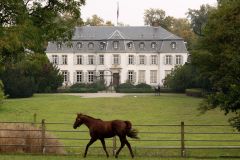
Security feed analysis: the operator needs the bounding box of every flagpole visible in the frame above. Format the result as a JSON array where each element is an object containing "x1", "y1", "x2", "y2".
[{"x1": 117, "y1": 1, "x2": 119, "y2": 26}]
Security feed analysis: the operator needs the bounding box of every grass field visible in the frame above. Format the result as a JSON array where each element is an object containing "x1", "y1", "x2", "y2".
[{"x1": 0, "y1": 93, "x2": 240, "y2": 159}]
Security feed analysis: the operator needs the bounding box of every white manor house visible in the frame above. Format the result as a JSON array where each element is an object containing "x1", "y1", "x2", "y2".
[{"x1": 46, "y1": 26, "x2": 188, "y2": 87}]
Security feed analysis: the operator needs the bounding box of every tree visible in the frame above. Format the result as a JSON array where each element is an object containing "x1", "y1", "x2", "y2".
[
  {"x1": 0, "y1": 0, "x2": 86, "y2": 62},
  {"x1": 191, "y1": 0, "x2": 240, "y2": 130},
  {"x1": 144, "y1": 8, "x2": 174, "y2": 30},
  {"x1": 171, "y1": 18, "x2": 196, "y2": 48},
  {"x1": 0, "y1": 80, "x2": 4, "y2": 106},
  {"x1": 187, "y1": 4, "x2": 214, "y2": 36},
  {"x1": 164, "y1": 64, "x2": 205, "y2": 92},
  {"x1": 85, "y1": 14, "x2": 115, "y2": 26}
]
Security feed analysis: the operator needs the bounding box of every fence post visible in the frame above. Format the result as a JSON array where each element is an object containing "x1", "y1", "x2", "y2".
[
  {"x1": 181, "y1": 121, "x2": 185, "y2": 157},
  {"x1": 33, "y1": 113, "x2": 37, "y2": 126},
  {"x1": 41, "y1": 119, "x2": 46, "y2": 154},
  {"x1": 112, "y1": 136, "x2": 117, "y2": 156}
]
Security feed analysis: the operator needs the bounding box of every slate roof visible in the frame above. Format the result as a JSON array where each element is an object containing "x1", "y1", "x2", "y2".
[{"x1": 46, "y1": 26, "x2": 188, "y2": 53}]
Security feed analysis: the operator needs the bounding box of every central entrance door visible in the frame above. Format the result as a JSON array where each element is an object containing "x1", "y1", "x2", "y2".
[{"x1": 112, "y1": 73, "x2": 120, "y2": 86}]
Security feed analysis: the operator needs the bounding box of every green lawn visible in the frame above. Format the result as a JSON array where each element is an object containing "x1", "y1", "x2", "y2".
[{"x1": 0, "y1": 93, "x2": 239, "y2": 159}]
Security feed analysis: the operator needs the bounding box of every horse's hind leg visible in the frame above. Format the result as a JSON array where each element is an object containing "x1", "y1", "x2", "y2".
[
  {"x1": 84, "y1": 138, "x2": 96, "y2": 158},
  {"x1": 115, "y1": 137, "x2": 125, "y2": 158},
  {"x1": 125, "y1": 139, "x2": 134, "y2": 158},
  {"x1": 100, "y1": 138, "x2": 109, "y2": 157}
]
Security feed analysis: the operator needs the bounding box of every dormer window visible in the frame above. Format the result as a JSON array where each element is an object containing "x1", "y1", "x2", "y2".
[
  {"x1": 57, "y1": 43, "x2": 62, "y2": 50},
  {"x1": 127, "y1": 42, "x2": 133, "y2": 49},
  {"x1": 171, "y1": 42, "x2": 176, "y2": 49},
  {"x1": 113, "y1": 41, "x2": 119, "y2": 49},
  {"x1": 151, "y1": 42, "x2": 156, "y2": 49},
  {"x1": 139, "y1": 42, "x2": 145, "y2": 50},
  {"x1": 88, "y1": 42, "x2": 94, "y2": 49},
  {"x1": 100, "y1": 42, "x2": 106, "y2": 50},
  {"x1": 77, "y1": 42, "x2": 82, "y2": 49}
]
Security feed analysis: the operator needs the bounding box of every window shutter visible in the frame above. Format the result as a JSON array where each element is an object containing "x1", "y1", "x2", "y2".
[
  {"x1": 118, "y1": 55, "x2": 121, "y2": 65},
  {"x1": 57, "y1": 56, "x2": 60, "y2": 65},
  {"x1": 93, "y1": 55, "x2": 96, "y2": 65},
  {"x1": 163, "y1": 56, "x2": 166, "y2": 65},
  {"x1": 81, "y1": 72, "x2": 84, "y2": 83},
  {"x1": 133, "y1": 55, "x2": 135, "y2": 65},
  {"x1": 112, "y1": 55, "x2": 114, "y2": 65},
  {"x1": 73, "y1": 55, "x2": 76, "y2": 65},
  {"x1": 67, "y1": 71, "x2": 70, "y2": 83},
  {"x1": 85, "y1": 72, "x2": 88, "y2": 83},
  {"x1": 82, "y1": 56, "x2": 84, "y2": 65},
  {"x1": 73, "y1": 71, "x2": 76, "y2": 84},
  {"x1": 144, "y1": 56, "x2": 147, "y2": 65},
  {"x1": 50, "y1": 55, "x2": 53, "y2": 63},
  {"x1": 181, "y1": 55, "x2": 183, "y2": 65},
  {"x1": 170, "y1": 55, "x2": 173, "y2": 65},
  {"x1": 156, "y1": 55, "x2": 158, "y2": 65},
  {"x1": 126, "y1": 71, "x2": 129, "y2": 82},
  {"x1": 133, "y1": 71, "x2": 137, "y2": 84}
]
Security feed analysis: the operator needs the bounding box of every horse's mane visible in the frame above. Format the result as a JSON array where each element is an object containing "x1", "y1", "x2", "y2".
[{"x1": 83, "y1": 114, "x2": 102, "y2": 121}]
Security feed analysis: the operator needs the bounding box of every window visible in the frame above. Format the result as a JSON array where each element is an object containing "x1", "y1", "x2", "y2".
[
  {"x1": 128, "y1": 71, "x2": 133, "y2": 83},
  {"x1": 99, "y1": 71, "x2": 104, "y2": 81},
  {"x1": 171, "y1": 42, "x2": 176, "y2": 49},
  {"x1": 52, "y1": 55, "x2": 58, "y2": 65},
  {"x1": 62, "y1": 71, "x2": 68, "y2": 83},
  {"x1": 151, "y1": 55, "x2": 157, "y2": 65},
  {"x1": 88, "y1": 55, "x2": 94, "y2": 65},
  {"x1": 151, "y1": 42, "x2": 156, "y2": 49},
  {"x1": 76, "y1": 71, "x2": 82, "y2": 83},
  {"x1": 62, "y1": 55, "x2": 67, "y2": 65},
  {"x1": 139, "y1": 55, "x2": 145, "y2": 65},
  {"x1": 165, "y1": 55, "x2": 172, "y2": 65},
  {"x1": 113, "y1": 41, "x2": 119, "y2": 49},
  {"x1": 127, "y1": 42, "x2": 133, "y2": 49},
  {"x1": 88, "y1": 71, "x2": 94, "y2": 83},
  {"x1": 138, "y1": 70, "x2": 145, "y2": 83},
  {"x1": 128, "y1": 55, "x2": 134, "y2": 65},
  {"x1": 165, "y1": 70, "x2": 171, "y2": 77},
  {"x1": 57, "y1": 43, "x2": 62, "y2": 50},
  {"x1": 139, "y1": 42, "x2": 145, "y2": 50},
  {"x1": 99, "y1": 55, "x2": 104, "y2": 65},
  {"x1": 77, "y1": 55, "x2": 83, "y2": 65},
  {"x1": 150, "y1": 70, "x2": 157, "y2": 83},
  {"x1": 88, "y1": 42, "x2": 94, "y2": 49},
  {"x1": 176, "y1": 55, "x2": 183, "y2": 65},
  {"x1": 113, "y1": 55, "x2": 120, "y2": 65},
  {"x1": 100, "y1": 42, "x2": 106, "y2": 50},
  {"x1": 77, "y1": 42, "x2": 82, "y2": 49}
]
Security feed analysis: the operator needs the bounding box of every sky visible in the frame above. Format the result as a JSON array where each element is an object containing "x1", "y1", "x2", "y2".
[{"x1": 81, "y1": 0, "x2": 217, "y2": 26}]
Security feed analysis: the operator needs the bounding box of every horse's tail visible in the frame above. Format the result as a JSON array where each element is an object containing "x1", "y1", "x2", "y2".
[{"x1": 125, "y1": 121, "x2": 139, "y2": 139}]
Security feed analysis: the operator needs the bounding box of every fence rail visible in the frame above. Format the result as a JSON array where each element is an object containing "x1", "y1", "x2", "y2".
[{"x1": 0, "y1": 118, "x2": 240, "y2": 158}]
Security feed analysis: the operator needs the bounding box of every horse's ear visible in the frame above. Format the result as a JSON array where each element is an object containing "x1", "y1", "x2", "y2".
[{"x1": 77, "y1": 113, "x2": 82, "y2": 116}]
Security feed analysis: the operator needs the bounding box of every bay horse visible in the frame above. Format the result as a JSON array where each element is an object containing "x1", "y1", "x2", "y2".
[{"x1": 73, "y1": 113, "x2": 139, "y2": 158}]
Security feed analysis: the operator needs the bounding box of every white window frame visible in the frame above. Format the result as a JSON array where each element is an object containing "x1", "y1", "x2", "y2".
[
  {"x1": 77, "y1": 55, "x2": 83, "y2": 65},
  {"x1": 62, "y1": 70, "x2": 69, "y2": 83},
  {"x1": 99, "y1": 71, "x2": 104, "y2": 81},
  {"x1": 76, "y1": 71, "x2": 83, "y2": 83},
  {"x1": 165, "y1": 55, "x2": 172, "y2": 65},
  {"x1": 128, "y1": 71, "x2": 133, "y2": 83},
  {"x1": 88, "y1": 71, "x2": 94, "y2": 83},
  {"x1": 151, "y1": 42, "x2": 156, "y2": 49},
  {"x1": 62, "y1": 55, "x2": 68, "y2": 65},
  {"x1": 88, "y1": 55, "x2": 94, "y2": 65},
  {"x1": 139, "y1": 55, "x2": 145, "y2": 65},
  {"x1": 151, "y1": 55, "x2": 157, "y2": 65},
  {"x1": 113, "y1": 41, "x2": 119, "y2": 49},
  {"x1": 176, "y1": 55, "x2": 183, "y2": 65},
  {"x1": 52, "y1": 55, "x2": 58, "y2": 65},
  {"x1": 128, "y1": 55, "x2": 134, "y2": 65},
  {"x1": 77, "y1": 42, "x2": 82, "y2": 49},
  {"x1": 150, "y1": 70, "x2": 157, "y2": 83},
  {"x1": 99, "y1": 55, "x2": 104, "y2": 65},
  {"x1": 113, "y1": 55, "x2": 120, "y2": 65}
]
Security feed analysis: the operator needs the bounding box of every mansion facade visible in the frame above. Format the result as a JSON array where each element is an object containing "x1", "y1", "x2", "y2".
[{"x1": 46, "y1": 26, "x2": 188, "y2": 86}]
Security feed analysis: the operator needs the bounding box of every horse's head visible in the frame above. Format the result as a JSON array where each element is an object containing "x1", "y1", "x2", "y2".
[{"x1": 73, "y1": 113, "x2": 84, "y2": 129}]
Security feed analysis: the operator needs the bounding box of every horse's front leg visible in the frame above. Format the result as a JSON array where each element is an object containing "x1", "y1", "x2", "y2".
[
  {"x1": 100, "y1": 138, "x2": 109, "y2": 157},
  {"x1": 84, "y1": 138, "x2": 97, "y2": 158}
]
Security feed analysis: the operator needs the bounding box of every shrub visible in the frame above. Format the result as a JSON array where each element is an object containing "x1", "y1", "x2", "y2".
[
  {"x1": 0, "y1": 80, "x2": 4, "y2": 106},
  {"x1": 185, "y1": 88, "x2": 203, "y2": 97},
  {"x1": 67, "y1": 81, "x2": 106, "y2": 93},
  {"x1": 1, "y1": 66, "x2": 35, "y2": 98},
  {"x1": 116, "y1": 83, "x2": 153, "y2": 93},
  {"x1": 0, "y1": 123, "x2": 66, "y2": 154}
]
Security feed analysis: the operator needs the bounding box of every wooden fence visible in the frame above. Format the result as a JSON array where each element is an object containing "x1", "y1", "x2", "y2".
[{"x1": 0, "y1": 117, "x2": 240, "y2": 158}]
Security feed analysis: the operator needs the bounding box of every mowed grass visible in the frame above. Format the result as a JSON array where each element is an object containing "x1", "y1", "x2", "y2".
[{"x1": 0, "y1": 93, "x2": 240, "y2": 158}]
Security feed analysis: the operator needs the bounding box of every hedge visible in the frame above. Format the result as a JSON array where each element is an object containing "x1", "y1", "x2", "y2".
[{"x1": 185, "y1": 88, "x2": 203, "y2": 97}]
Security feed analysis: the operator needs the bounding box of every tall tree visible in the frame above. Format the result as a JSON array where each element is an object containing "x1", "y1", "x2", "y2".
[
  {"x1": 187, "y1": 4, "x2": 214, "y2": 36},
  {"x1": 192, "y1": 0, "x2": 240, "y2": 130},
  {"x1": 0, "y1": 0, "x2": 86, "y2": 63},
  {"x1": 144, "y1": 8, "x2": 174, "y2": 30},
  {"x1": 85, "y1": 14, "x2": 114, "y2": 26}
]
